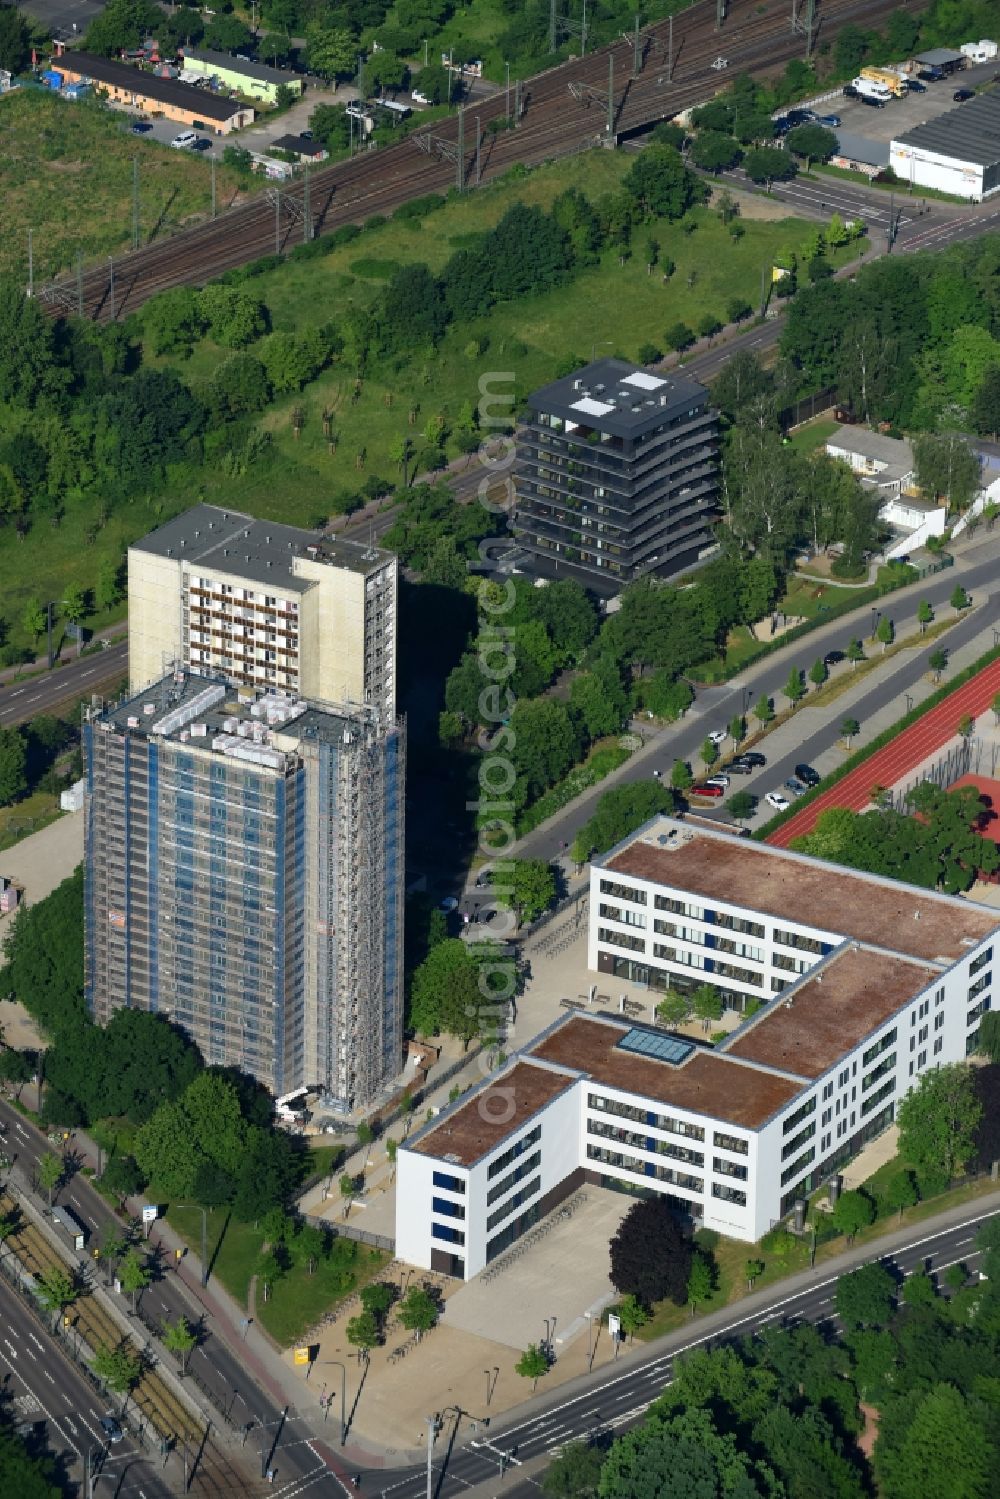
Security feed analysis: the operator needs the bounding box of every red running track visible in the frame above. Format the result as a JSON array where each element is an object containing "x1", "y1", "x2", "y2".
[{"x1": 766, "y1": 657, "x2": 1000, "y2": 848}]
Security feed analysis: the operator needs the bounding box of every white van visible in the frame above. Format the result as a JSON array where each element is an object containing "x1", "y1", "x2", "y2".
[{"x1": 170, "y1": 130, "x2": 198, "y2": 149}]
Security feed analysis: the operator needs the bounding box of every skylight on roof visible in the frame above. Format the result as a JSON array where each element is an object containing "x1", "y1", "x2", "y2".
[
  {"x1": 571, "y1": 397, "x2": 615, "y2": 417},
  {"x1": 617, "y1": 1029, "x2": 693, "y2": 1064},
  {"x1": 621, "y1": 372, "x2": 666, "y2": 391}
]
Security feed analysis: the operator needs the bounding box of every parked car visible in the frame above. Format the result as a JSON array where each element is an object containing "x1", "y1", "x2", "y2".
[
  {"x1": 842, "y1": 84, "x2": 860, "y2": 98},
  {"x1": 100, "y1": 1416, "x2": 124, "y2": 1445},
  {"x1": 130, "y1": 119, "x2": 152, "y2": 133},
  {"x1": 192, "y1": 138, "x2": 212, "y2": 151},
  {"x1": 794, "y1": 763, "x2": 821, "y2": 787},
  {"x1": 765, "y1": 790, "x2": 790, "y2": 811},
  {"x1": 726, "y1": 761, "x2": 753, "y2": 776},
  {"x1": 704, "y1": 774, "x2": 730, "y2": 788},
  {"x1": 411, "y1": 88, "x2": 430, "y2": 104},
  {"x1": 918, "y1": 66, "x2": 944, "y2": 81},
  {"x1": 691, "y1": 782, "x2": 725, "y2": 798},
  {"x1": 707, "y1": 728, "x2": 728, "y2": 746},
  {"x1": 739, "y1": 751, "x2": 767, "y2": 768},
  {"x1": 905, "y1": 79, "x2": 926, "y2": 92},
  {"x1": 954, "y1": 87, "x2": 976, "y2": 101},
  {"x1": 170, "y1": 130, "x2": 198, "y2": 149},
  {"x1": 824, "y1": 649, "x2": 845, "y2": 666},
  {"x1": 784, "y1": 777, "x2": 808, "y2": 797},
  {"x1": 858, "y1": 94, "x2": 885, "y2": 108},
  {"x1": 814, "y1": 113, "x2": 842, "y2": 126}
]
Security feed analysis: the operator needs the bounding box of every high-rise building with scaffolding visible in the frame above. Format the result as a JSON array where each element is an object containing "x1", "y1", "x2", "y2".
[
  {"x1": 84, "y1": 505, "x2": 404, "y2": 1110},
  {"x1": 84, "y1": 672, "x2": 404, "y2": 1108}
]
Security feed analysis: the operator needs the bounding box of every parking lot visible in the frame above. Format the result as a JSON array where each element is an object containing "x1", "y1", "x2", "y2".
[{"x1": 829, "y1": 57, "x2": 999, "y2": 145}]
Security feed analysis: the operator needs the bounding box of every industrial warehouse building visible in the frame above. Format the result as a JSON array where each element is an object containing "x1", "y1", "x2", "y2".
[
  {"x1": 891, "y1": 87, "x2": 1000, "y2": 200},
  {"x1": 396, "y1": 817, "x2": 997, "y2": 1276},
  {"x1": 50, "y1": 49, "x2": 253, "y2": 132},
  {"x1": 180, "y1": 46, "x2": 303, "y2": 105}
]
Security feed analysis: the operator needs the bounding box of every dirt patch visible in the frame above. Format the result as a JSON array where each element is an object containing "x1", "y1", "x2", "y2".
[
  {"x1": 708, "y1": 185, "x2": 795, "y2": 222},
  {"x1": 857, "y1": 1401, "x2": 881, "y2": 1459}
]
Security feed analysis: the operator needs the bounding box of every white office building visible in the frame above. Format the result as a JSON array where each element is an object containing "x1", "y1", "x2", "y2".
[{"x1": 395, "y1": 817, "x2": 997, "y2": 1279}]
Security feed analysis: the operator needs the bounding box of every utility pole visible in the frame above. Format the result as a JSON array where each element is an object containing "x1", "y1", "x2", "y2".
[
  {"x1": 633, "y1": 14, "x2": 640, "y2": 77},
  {"x1": 581, "y1": 0, "x2": 587, "y2": 53},
  {"x1": 108, "y1": 256, "x2": 115, "y2": 321},
  {"x1": 76, "y1": 253, "x2": 83, "y2": 317},
  {"x1": 514, "y1": 77, "x2": 522, "y2": 123},
  {"x1": 274, "y1": 190, "x2": 281, "y2": 255},
  {"x1": 27, "y1": 229, "x2": 33, "y2": 298},
  {"x1": 505, "y1": 59, "x2": 511, "y2": 119},
  {"x1": 717, "y1": 0, "x2": 725, "y2": 26},
  {"x1": 131, "y1": 155, "x2": 140, "y2": 251},
  {"x1": 548, "y1": 0, "x2": 556, "y2": 52},
  {"x1": 475, "y1": 114, "x2": 481, "y2": 185},
  {"x1": 211, "y1": 153, "x2": 217, "y2": 218},
  {"x1": 303, "y1": 163, "x2": 312, "y2": 242},
  {"x1": 607, "y1": 53, "x2": 614, "y2": 136},
  {"x1": 456, "y1": 106, "x2": 464, "y2": 191},
  {"x1": 425, "y1": 1415, "x2": 441, "y2": 1499}
]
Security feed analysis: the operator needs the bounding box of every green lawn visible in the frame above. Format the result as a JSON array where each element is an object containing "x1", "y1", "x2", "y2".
[
  {"x1": 785, "y1": 416, "x2": 839, "y2": 454},
  {"x1": 164, "y1": 1201, "x2": 387, "y2": 1345},
  {"x1": 0, "y1": 791, "x2": 63, "y2": 854},
  {"x1": 782, "y1": 576, "x2": 863, "y2": 619},
  {"x1": 0, "y1": 89, "x2": 250, "y2": 282}
]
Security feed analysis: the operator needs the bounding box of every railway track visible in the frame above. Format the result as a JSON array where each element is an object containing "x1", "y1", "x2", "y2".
[
  {"x1": 39, "y1": 0, "x2": 915, "y2": 320},
  {"x1": 2, "y1": 1193, "x2": 267, "y2": 1496}
]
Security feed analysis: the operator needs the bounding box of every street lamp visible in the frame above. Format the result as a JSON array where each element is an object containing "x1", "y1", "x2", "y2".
[
  {"x1": 505, "y1": 60, "x2": 510, "y2": 119},
  {"x1": 870, "y1": 606, "x2": 880, "y2": 640},
  {"x1": 321, "y1": 1360, "x2": 347, "y2": 1445}
]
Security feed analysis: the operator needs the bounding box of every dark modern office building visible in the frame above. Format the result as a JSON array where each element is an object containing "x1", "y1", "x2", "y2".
[{"x1": 513, "y1": 359, "x2": 719, "y2": 586}]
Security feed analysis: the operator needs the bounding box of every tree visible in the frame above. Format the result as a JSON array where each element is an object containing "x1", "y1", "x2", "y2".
[
  {"x1": 398, "y1": 1285, "x2": 438, "y2": 1338},
  {"x1": 978, "y1": 1012, "x2": 1000, "y2": 1065},
  {"x1": 91, "y1": 1341, "x2": 141, "y2": 1399},
  {"x1": 689, "y1": 131, "x2": 742, "y2": 173},
  {"x1": 409, "y1": 938, "x2": 481, "y2": 1045},
  {"x1": 885, "y1": 1169, "x2": 918, "y2": 1222},
  {"x1": 914, "y1": 432, "x2": 981, "y2": 511},
  {"x1": 0, "y1": 5, "x2": 30, "y2": 71},
  {"x1": 958, "y1": 713, "x2": 975, "y2": 741},
  {"x1": 670, "y1": 759, "x2": 694, "y2": 794},
  {"x1": 570, "y1": 666, "x2": 628, "y2": 739},
  {"x1": 0, "y1": 727, "x2": 27, "y2": 808},
  {"x1": 743, "y1": 146, "x2": 798, "y2": 187},
  {"x1": 35, "y1": 1266, "x2": 78, "y2": 1330},
  {"x1": 600, "y1": 1407, "x2": 782, "y2": 1499},
  {"x1": 344, "y1": 1308, "x2": 378, "y2": 1356},
  {"x1": 754, "y1": 694, "x2": 774, "y2": 726},
  {"x1": 830, "y1": 1188, "x2": 875, "y2": 1243},
  {"x1": 686, "y1": 1252, "x2": 714, "y2": 1314},
  {"x1": 876, "y1": 615, "x2": 894, "y2": 653},
  {"x1": 727, "y1": 790, "x2": 755, "y2": 825},
  {"x1": 542, "y1": 1440, "x2": 604, "y2": 1498},
  {"x1": 497, "y1": 860, "x2": 556, "y2": 924},
  {"x1": 971, "y1": 364, "x2": 1000, "y2": 439},
  {"x1": 84, "y1": 0, "x2": 161, "y2": 55},
  {"x1": 95, "y1": 558, "x2": 124, "y2": 614},
  {"x1": 102, "y1": 1153, "x2": 145, "y2": 1203},
  {"x1": 951, "y1": 585, "x2": 971, "y2": 614},
  {"x1": 515, "y1": 1343, "x2": 550, "y2": 1391},
  {"x1": 37, "y1": 1152, "x2": 62, "y2": 1209},
  {"x1": 339, "y1": 1172, "x2": 356, "y2": 1219},
  {"x1": 304, "y1": 24, "x2": 358, "y2": 80},
  {"x1": 809, "y1": 657, "x2": 827, "y2": 690},
  {"x1": 784, "y1": 666, "x2": 805, "y2": 704},
  {"x1": 897, "y1": 1063, "x2": 982, "y2": 1181},
  {"x1": 744, "y1": 1257, "x2": 765, "y2": 1289},
  {"x1": 360, "y1": 1281, "x2": 394, "y2": 1320},
  {"x1": 913, "y1": 600, "x2": 933, "y2": 637},
  {"x1": 623, "y1": 145, "x2": 701, "y2": 221},
  {"x1": 728, "y1": 713, "x2": 746, "y2": 745},
  {"x1": 875, "y1": 1383, "x2": 993, "y2": 1499},
  {"x1": 162, "y1": 1316, "x2": 197, "y2": 1375},
  {"x1": 616, "y1": 1293, "x2": 648, "y2": 1341},
  {"x1": 929, "y1": 648, "x2": 948, "y2": 683},
  {"x1": 692, "y1": 984, "x2": 723, "y2": 1033},
  {"x1": 411, "y1": 62, "x2": 451, "y2": 105},
  {"x1": 665, "y1": 321, "x2": 694, "y2": 353},
  {"x1": 198, "y1": 287, "x2": 267, "y2": 350},
  {"x1": 700, "y1": 736, "x2": 719, "y2": 769},
  {"x1": 845, "y1": 638, "x2": 864, "y2": 672},
  {"x1": 785, "y1": 123, "x2": 837, "y2": 170},
  {"x1": 60, "y1": 585, "x2": 88, "y2": 657},
  {"x1": 118, "y1": 1246, "x2": 151, "y2": 1315},
  {"x1": 610, "y1": 1197, "x2": 692, "y2": 1307},
  {"x1": 841, "y1": 716, "x2": 860, "y2": 748},
  {"x1": 835, "y1": 1261, "x2": 895, "y2": 1329}
]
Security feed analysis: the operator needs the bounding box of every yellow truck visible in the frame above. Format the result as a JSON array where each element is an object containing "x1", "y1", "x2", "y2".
[{"x1": 860, "y1": 66, "x2": 908, "y2": 96}]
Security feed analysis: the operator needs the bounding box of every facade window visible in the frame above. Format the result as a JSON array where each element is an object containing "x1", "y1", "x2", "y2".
[
  {"x1": 586, "y1": 1143, "x2": 703, "y2": 1195},
  {"x1": 599, "y1": 903, "x2": 647, "y2": 929},
  {"x1": 432, "y1": 1196, "x2": 465, "y2": 1220},
  {"x1": 599, "y1": 926, "x2": 645, "y2": 953},
  {"x1": 862, "y1": 1028, "x2": 897, "y2": 1067},
  {"x1": 969, "y1": 972, "x2": 991, "y2": 1001},
  {"x1": 486, "y1": 1177, "x2": 540, "y2": 1233},
  {"x1": 714, "y1": 912, "x2": 765, "y2": 938},
  {"x1": 862, "y1": 1053, "x2": 896, "y2": 1092},
  {"x1": 588, "y1": 1117, "x2": 704, "y2": 1166},
  {"x1": 933, "y1": 1037, "x2": 943, "y2": 1055},
  {"x1": 654, "y1": 894, "x2": 704, "y2": 921},
  {"x1": 781, "y1": 1122, "x2": 816, "y2": 1160},
  {"x1": 486, "y1": 1151, "x2": 541, "y2": 1206},
  {"x1": 431, "y1": 1222, "x2": 465, "y2": 1246},
  {"x1": 712, "y1": 1131, "x2": 749, "y2": 1157},
  {"x1": 781, "y1": 1147, "x2": 816, "y2": 1187},
  {"x1": 861, "y1": 1078, "x2": 895, "y2": 1116},
  {"x1": 713, "y1": 1156, "x2": 748, "y2": 1181},
  {"x1": 588, "y1": 1092, "x2": 705, "y2": 1140},
  {"x1": 711, "y1": 1182, "x2": 747, "y2": 1207},
  {"x1": 599, "y1": 879, "x2": 647, "y2": 905},
  {"x1": 773, "y1": 928, "x2": 827, "y2": 956},
  {"x1": 971, "y1": 947, "x2": 993, "y2": 977},
  {"x1": 782, "y1": 1096, "x2": 816, "y2": 1134},
  {"x1": 822, "y1": 1081, "x2": 834, "y2": 1100},
  {"x1": 487, "y1": 1126, "x2": 542, "y2": 1181}
]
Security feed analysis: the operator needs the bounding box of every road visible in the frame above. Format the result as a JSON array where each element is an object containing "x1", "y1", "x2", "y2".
[
  {"x1": 507, "y1": 536, "x2": 1000, "y2": 863},
  {"x1": 0, "y1": 1100, "x2": 345, "y2": 1496},
  {"x1": 0, "y1": 642, "x2": 128, "y2": 727},
  {"x1": 369, "y1": 1200, "x2": 998, "y2": 1498},
  {"x1": 0, "y1": 1270, "x2": 171, "y2": 1499}
]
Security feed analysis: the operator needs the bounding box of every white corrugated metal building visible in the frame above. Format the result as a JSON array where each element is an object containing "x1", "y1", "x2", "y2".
[{"x1": 890, "y1": 87, "x2": 1000, "y2": 200}]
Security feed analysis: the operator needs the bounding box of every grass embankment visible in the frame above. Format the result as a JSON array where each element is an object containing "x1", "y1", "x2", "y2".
[
  {"x1": 0, "y1": 89, "x2": 249, "y2": 281},
  {"x1": 0, "y1": 791, "x2": 63, "y2": 853}
]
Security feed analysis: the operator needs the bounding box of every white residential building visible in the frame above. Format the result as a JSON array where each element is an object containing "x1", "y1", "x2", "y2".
[{"x1": 395, "y1": 817, "x2": 997, "y2": 1278}]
